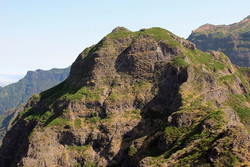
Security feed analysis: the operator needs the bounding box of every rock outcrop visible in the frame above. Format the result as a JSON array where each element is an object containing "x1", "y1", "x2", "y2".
[
  {"x1": 0, "y1": 27, "x2": 249, "y2": 167},
  {"x1": 187, "y1": 15, "x2": 250, "y2": 67}
]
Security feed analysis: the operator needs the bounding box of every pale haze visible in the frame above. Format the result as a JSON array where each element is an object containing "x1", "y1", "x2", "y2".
[{"x1": 0, "y1": 0, "x2": 250, "y2": 86}]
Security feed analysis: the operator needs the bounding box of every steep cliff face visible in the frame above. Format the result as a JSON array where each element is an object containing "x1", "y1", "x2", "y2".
[
  {"x1": 187, "y1": 15, "x2": 250, "y2": 67},
  {"x1": 0, "y1": 27, "x2": 249, "y2": 167}
]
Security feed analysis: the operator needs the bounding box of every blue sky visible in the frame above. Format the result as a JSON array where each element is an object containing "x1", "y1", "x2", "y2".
[{"x1": 0, "y1": 0, "x2": 250, "y2": 86}]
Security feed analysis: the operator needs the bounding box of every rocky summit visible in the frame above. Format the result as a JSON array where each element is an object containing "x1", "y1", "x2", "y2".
[
  {"x1": 0, "y1": 27, "x2": 249, "y2": 167},
  {"x1": 188, "y1": 15, "x2": 250, "y2": 67}
]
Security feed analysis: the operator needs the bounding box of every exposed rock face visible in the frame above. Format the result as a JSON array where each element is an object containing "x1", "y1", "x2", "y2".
[
  {"x1": 187, "y1": 15, "x2": 250, "y2": 67},
  {"x1": 0, "y1": 27, "x2": 249, "y2": 167}
]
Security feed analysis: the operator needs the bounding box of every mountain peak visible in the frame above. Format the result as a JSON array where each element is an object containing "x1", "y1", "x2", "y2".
[
  {"x1": 111, "y1": 26, "x2": 130, "y2": 33},
  {"x1": 240, "y1": 15, "x2": 250, "y2": 23},
  {"x1": 0, "y1": 27, "x2": 249, "y2": 167},
  {"x1": 192, "y1": 23, "x2": 222, "y2": 33},
  {"x1": 188, "y1": 15, "x2": 250, "y2": 67},
  {"x1": 245, "y1": 15, "x2": 250, "y2": 19}
]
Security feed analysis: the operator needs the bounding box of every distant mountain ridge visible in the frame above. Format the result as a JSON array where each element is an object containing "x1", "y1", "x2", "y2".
[
  {"x1": 187, "y1": 15, "x2": 250, "y2": 67},
  {"x1": 0, "y1": 67, "x2": 70, "y2": 114}
]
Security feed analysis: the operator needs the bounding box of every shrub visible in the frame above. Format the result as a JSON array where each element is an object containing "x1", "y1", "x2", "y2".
[
  {"x1": 171, "y1": 56, "x2": 189, "y2": 68},
  {"x1": 47, "y1": 118, "x2": 69, "y2": 127},
  {"x1": 128, "y1": 145, "x2": 137, "y2": 156},
  {"x1": 85, "y1": 116, "x2": 101, "y2": 124},
  {"x1": 74, "y1": 118, "x2": 82, "y2": 128}
]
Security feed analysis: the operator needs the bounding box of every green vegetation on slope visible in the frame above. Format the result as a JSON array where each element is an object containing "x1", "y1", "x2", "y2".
[{"x1": 3, "y1": 27, "x2": 250, "y2": 166}]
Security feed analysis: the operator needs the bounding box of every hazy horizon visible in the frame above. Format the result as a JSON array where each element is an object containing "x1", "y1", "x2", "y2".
[{"x1": 0, "y1": 74, "x2": 24, "y2": 87}]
